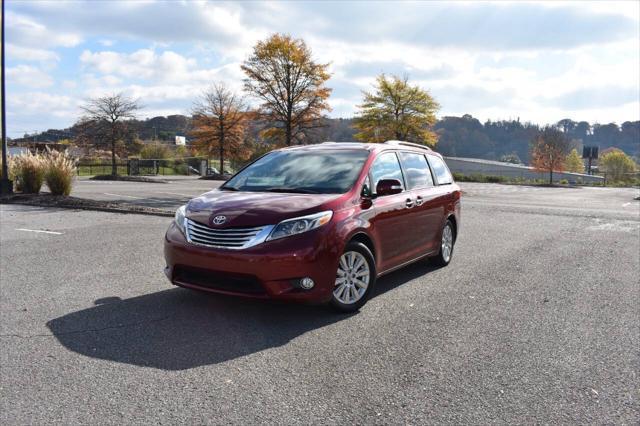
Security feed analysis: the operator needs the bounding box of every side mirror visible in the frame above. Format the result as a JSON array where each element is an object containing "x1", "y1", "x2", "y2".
[{"x1": 376, "y1": 179, "x2": 403, "y2": 196}]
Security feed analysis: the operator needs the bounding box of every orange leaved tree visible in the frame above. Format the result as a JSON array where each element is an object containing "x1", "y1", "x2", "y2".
[
  {"x1": 241, "y1": 33, "x2": 332, "y2": 146},
  {"x1": 530, "y1": 126, "x2": 571, "y2": 185},
  {"x1": 191, "y1": 83, "x2": 252, "y2": 175}
]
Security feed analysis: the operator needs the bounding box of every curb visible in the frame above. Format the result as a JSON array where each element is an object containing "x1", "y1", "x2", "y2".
[{"x1": 0, "y1": 195, "x2": 174, "y2": 217}]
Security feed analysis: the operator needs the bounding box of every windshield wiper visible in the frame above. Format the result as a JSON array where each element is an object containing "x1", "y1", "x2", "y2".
[
  {"x1": 264, "y1": 187, "x2": 320, "y2": 194},
  {"x1": 219, "y1": 185, "x2": 239, "y2": 191}
]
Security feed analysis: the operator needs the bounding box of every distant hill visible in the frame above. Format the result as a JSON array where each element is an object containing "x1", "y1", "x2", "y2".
[{"x1": 11, "y1": 115, "x2": 639, "y2": 162}]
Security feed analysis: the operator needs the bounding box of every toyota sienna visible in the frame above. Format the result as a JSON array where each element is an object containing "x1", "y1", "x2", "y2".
[{"x1": 164, "y1": 141, "x2": 461, "y2": 311}]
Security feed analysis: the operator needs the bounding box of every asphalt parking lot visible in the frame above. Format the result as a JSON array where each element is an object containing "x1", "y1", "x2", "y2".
[
  {"x1": 71, "y1": 176, "x2": 218, "y2": 210},
  {"x1": 1, "y1": 183, "x2": 639, "y2": 424},
  {"x1": 71, "y1": 176, "x2": 640, "y2": 219}
]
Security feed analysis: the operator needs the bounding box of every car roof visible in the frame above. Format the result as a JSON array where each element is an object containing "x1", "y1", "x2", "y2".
[{"x1": 278, "y1": 141, "x2": 441, "y2": 157}]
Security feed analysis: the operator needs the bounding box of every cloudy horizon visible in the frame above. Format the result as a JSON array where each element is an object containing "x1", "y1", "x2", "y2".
[{"x1": 5, "y1": 0, "x2": 640, "y2": 138}]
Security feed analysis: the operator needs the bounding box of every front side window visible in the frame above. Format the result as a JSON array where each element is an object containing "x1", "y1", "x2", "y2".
[
  {"x1": 223, "y1": 149, "x2": 370, "y2": 194},
  {"x1": 427, "y1": 155, "x2": 453, "y2": 185},
  {"x1": 398, "y1": 152, "x2": 434, "y2": 189},
  {"x1": 370, "y1": 152, "x2": 405, "y2": 193}
]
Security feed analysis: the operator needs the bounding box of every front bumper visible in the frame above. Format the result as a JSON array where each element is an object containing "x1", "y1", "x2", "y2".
[{"x1": 163, "y1": 222, "x2": 340, "y2": 302}]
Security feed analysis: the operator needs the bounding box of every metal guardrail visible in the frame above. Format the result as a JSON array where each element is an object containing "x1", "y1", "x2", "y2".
[{"x1": 449, "y1": 169, "x2": 605, "y2": 184}]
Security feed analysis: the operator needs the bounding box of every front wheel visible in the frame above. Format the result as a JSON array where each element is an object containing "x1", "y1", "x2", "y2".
[
  {"x1": 330, "y1": 242, "x2": 376, "y2": 313},
  {"x1": 431, "y1": 219, "x2": 455, "y2": 267}
]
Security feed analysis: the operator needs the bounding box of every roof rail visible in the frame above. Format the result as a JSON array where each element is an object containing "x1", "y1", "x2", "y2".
[{"x1": 384, "y1": 140, "x2": 433, "y2": 151}]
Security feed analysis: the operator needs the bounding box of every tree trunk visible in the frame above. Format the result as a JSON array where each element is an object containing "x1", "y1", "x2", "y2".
[
  {"x1": 111, "y1": 127, "x2": 117, "y2": 176},
  {"x1": 549, "y1": 169, "x2": 553, "y2": 185},
  {"x1": 285, "y1": 121, "x2": 292, "y2": 146},
  {"x1": 111, "y1": 137, "x2": 118, "y2": 176},
  {"x1": 219, "y1": 132, "x2": 225, "y2": 175}
]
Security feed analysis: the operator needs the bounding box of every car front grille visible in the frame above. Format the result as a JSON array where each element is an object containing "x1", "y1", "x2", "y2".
[{"x1": 185, "y1": 219, "x2": 272, "y2": 249}]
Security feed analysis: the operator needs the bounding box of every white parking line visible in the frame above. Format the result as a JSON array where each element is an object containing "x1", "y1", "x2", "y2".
[
  {"x1": 16, "y1": 228, "x2": 63, "y2": 235},
  {"x1": 158, "y1": 191, "x2": 195, "y2": 198},
  {"x1": 103, "y1": 192, "x2": 144, "y2": 199}
]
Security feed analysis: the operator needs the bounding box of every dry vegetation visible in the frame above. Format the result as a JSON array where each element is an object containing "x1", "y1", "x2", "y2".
[{"x1": 3, "y1": 150, "x2": 76, "y2": 195}]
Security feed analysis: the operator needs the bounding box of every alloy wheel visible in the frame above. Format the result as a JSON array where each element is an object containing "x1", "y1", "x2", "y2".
[
  {"x1": 441, "y1": 223, "x2": 453, "y2": 263},
  {"x1": 333, "y1": 251, "x2": 370, "y2": 305}
]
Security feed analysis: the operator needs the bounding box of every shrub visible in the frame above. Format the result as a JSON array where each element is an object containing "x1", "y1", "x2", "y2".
[
  {"x1": 599, "y1": 149, "x2": 637, "y2": 182},
  {"x1": 559, "y1": 179, "x2": 569, "y2": 185},
  {"x1": 485, "y1": 175, "x2": 507, "y2": 183},
  {"x1": 9, "y1": 158, "x2": 22, "y2": 191},
  {"x1": 44, "y1": 150, "x2": 76, "y2": 196},
  {"x1": 451, "y1": 173, "x2": 507, "y2": 183},
  {"x1": 140, "y1": 144, "x2": 171, "y2": 159},
  {"x1": 174, "y1": 164, "x2": 188, "y2": 175},
  {"x1": 12, "y1": 152, "x2": 45, "y2": 193},
  {"x1": 564, "y1": 149, "x2": 584, "y2": 173}
]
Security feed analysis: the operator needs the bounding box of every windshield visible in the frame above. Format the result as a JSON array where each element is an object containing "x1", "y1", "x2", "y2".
[{"x1": 223, "y1": 149, "x2": 370, "y2": 194}]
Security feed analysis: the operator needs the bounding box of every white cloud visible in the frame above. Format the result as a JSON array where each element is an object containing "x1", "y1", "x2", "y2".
[
  {"x1": 79, "y1": 49, "x2": 198, "y2": 81},
  {"x1": 7, "y1": 65, "x2": 54, "y2": 88},
  {"x1": 6, "y1": 11, "x2": 82, "y2": 48},
  {"x1": 79, "y1": 48, "x2": 246, "y2": 101},
  {"x1": 7, "y1": 92, "x2": 79, "y2": 135},
  {"x1": 4, "y1": 0, "x2": 640, "y2": 135},
  {"x1": 10, "y1": 92, "x2": 76, "y2": 115},
  {"x1": 7, "y1": 44, "x2": 60, "y2": 63}
]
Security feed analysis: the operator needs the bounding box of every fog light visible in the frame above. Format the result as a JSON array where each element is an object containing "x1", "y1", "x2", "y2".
[{"x1": 300, "y1": 277, "x2": 315, "y2": 290}]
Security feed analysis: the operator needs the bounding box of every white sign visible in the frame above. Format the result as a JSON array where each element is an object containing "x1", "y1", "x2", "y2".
[{"x1": 175, "y1": 136, "x2": 186, "y2": 146}]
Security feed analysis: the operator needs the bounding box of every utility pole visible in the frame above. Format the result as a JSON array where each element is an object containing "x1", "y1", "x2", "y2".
[{"x1": 1, "y1": 0, "x2": 13, "y2": 195}]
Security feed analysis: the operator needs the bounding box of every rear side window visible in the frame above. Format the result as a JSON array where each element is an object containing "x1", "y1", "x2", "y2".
[
  {"x1": 398, "y1": 152, "x2": 434, "y2": 189},
  {"x1": 427, "y1": 155, "x2": 453, "y2": 185},
  {"x1": 370, "y1": 152, "x2": 405, "y2": 192}
]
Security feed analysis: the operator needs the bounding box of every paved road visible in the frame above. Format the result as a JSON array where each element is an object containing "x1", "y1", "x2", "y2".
[{"x1": 1, "y1": 187, "x2": 639, "y2": 423}]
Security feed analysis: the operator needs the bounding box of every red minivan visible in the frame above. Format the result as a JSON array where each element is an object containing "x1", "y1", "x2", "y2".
[{"x1": 164, "y1": 141, "x2": 461, "y2": 311}]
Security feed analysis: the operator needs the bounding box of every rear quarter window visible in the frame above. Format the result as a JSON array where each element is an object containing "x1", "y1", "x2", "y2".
[{"x1": 427, "y1": 155, "x2": 453, "y2": 185}]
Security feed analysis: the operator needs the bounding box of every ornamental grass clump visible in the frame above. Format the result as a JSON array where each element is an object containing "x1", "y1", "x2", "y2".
[
  {"x1": 12, "y1": 151, "x2": 45, "y2": 194},
  {"x1": 44, "y1": 149, "x2": 76, "y2": 196}
]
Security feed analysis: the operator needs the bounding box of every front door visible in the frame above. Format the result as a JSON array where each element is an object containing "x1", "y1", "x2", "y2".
[
  {"x1": 368, "y1": 152, "x2": 415, "y2": 272},
  {"x1": 398, "y1": 151, "x2": 441, "y2": 256}
]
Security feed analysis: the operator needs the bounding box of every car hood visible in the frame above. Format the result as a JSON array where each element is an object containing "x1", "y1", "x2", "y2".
[{"x1": 186, "y1": 190, "x2": 340, "y2": 227}]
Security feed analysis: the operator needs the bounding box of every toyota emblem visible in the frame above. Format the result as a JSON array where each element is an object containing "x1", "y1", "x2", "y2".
[{"x1": 212, "y1": 215, "x2": 227, "y2": 225}]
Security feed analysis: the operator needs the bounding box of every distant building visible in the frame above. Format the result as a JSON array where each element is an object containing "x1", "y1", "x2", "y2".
[{"x1": 175, "y1": 136, "x2": 186, "y2": 146}]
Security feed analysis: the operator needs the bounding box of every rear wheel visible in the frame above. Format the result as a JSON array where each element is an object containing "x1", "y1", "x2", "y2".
[
  {"x1": 431, "y1": 219, "x2": 455, "y2": 267},
  {"x1": 330, "y1": 242, "x2": 376, "y2": 312}
]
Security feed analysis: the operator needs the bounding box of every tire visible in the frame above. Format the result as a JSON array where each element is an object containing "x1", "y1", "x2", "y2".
[
  {"x1": 431, "y1": 219, "x2": 455, "y2": 267},
  {"x1": 329, "y1": 241, "x2": 376, "y2": 313}
]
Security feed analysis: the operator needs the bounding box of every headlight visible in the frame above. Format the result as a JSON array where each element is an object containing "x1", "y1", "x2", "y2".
[
  {"x1": 267, "y1": 210, "x2": 333, "y2": 241},
  {"x1": 175, "y1": 205, "x2": 187, "y2": 235}
]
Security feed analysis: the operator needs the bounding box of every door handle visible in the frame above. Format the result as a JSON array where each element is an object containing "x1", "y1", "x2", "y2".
[
  {"x1": 405, "y1": 198, "x2": 415, "y2": 208},
  {"x1": 415, "y1": 196, "x2": 424, "y2": 206}
]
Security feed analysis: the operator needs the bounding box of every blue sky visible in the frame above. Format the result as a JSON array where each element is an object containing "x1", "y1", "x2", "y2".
[{"x1": 5, "y1": 0, "x2": 640, "y2": 137}]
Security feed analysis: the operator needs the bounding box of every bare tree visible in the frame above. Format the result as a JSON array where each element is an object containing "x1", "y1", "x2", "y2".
[
  {"x1": 191, "y1": 83, "x2": 251, "y2": 175},
  {"x1": 79, "y1": 93, "x2": 142, "y2": 175}
]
